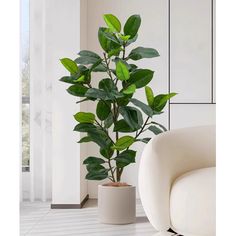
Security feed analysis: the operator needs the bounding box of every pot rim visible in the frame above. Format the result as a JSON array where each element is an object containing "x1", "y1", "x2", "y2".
[{"x1": 98, "y1": 184, "x2": 135, "y2": 189}]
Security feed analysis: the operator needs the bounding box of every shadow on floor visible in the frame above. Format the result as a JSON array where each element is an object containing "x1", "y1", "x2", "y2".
[{"x1": 136, "y1": 216, "x2": 149, "y2": 223}]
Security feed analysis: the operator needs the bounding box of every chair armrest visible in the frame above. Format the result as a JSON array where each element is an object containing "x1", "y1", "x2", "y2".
[{"x1": 138, "y1": 125, "x2": 215, "y2": 231}]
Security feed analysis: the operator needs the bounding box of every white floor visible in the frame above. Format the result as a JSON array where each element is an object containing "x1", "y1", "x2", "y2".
[{"x1": 20, "y1": 200, "x2": 176, "y2": 236}]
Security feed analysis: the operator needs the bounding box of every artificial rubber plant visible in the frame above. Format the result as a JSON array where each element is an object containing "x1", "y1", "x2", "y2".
[{"x1": 59, "y1": 14, "x2": 177, "y2": 183}]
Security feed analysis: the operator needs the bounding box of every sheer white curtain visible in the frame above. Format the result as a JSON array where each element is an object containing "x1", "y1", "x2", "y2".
[{"x1": 21, "y1": 0, "x2": 83, "y2": 202}]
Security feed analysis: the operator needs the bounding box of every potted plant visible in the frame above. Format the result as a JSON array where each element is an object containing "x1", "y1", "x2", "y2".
[{"x1": 59, "y1": 14, "x2": 176, "y2": 224}]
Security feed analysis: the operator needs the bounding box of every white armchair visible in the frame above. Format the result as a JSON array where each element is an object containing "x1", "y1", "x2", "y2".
[{"x1": 138, "y1": 126, "x2": 215, "y2": 236}]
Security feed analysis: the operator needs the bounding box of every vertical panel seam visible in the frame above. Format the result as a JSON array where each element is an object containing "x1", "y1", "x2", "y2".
[{"x1": 168, "y1": 0, "x2": 171, "y2": 130}]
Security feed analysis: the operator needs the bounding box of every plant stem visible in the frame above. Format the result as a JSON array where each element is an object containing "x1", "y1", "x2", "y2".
[
  {"x1": 103, "y1": 53, "x2": 114, "y2": 81},
  {"x1": 135, "y1": 117, "x2": 150, "y2": 139}
]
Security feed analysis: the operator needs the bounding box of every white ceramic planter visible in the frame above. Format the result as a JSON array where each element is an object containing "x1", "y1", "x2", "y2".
[{"x1": 98, "y1": 185, "x2": 136, "y2": 224}]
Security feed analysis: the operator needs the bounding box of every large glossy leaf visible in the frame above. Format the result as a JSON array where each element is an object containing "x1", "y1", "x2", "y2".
[
  {"x1": 85, "y1": 169, "x2": 108, "y2": 180},
  {"x1": 75, "y1": 50, "x2": 101, "y2": 65},
  {"x1": 73, "y1": 123, "x2": 97, "y2": 133},
  {"x1": 116, "y1": 60, "x2": 130, "y2": 81},
  {"x1": 126, "y1": 34, "x2": 138, "y2": 46},
  {"x1": 98, "y1": 27, "x2": 121, "y2": 52},
  {"x1": 137, "y1": 137, "x2": 151, "y2": 144},
  {"x1": 92, "y1": 63, "x2": 107, "y2": 72},
  {"x1": 78, "y1": 50, "x2": 101, "y2": 59},
  {"x1": 128, "y1": 47, "x2": 160, "y2": 60},
  {"x1": 74, "y1": 112, "x2": 95, "y2": 123},
  {"x1": 145, "y1": 86, "x2": 154, "y2": 106},
  {"x1": 115, "y1": 150, "x2": 136, "y2": 168},
  {"x1": 86, "y1": 164, "x2": 106, "y2": 172},
  {"x1": 77, "y1": 136, "x2": 93, "y2": 143},
  {"x1": 124, "y1": 15, "x2": 141, "y2": 39},
  {"x1": 59, "y1": 76, "x2": 77, "y2": 84},
  {"x1": 153, "y1": 93, "x2": 177, "y2": 112},
  {"x1": 122, "y1": 84, "x2": 136, "y2": 95},
  {"x1": 112, "y1": 136, "x2": 135, "y2": 151},
  {"x1": 151, "y1": 121, "x2": 167, "y2": 131},
  {"x1": 119, "y1": 106, "x2": 143, "y2": 130},
  {"x1": 113, "y1": 119, "x2": 136, "y2": 133},
  {"x1": 129, "y1": 69, "x2": 154, "y2": 88},
  {"x1": 104, "y1": 113, "x2": 113, "y2": 129},
  {"x1": 99, "y1": 78, "x2": 116, "y2": 92},
  {"x1": 83, "y1": 156, "x2": 105, "y2": 165},
  {"x1": 85, "y1": 88, "x2": 123, "y2": 100},
  {"x1": 96, "y1": 100, "x2": 111, "y2": 121},
  {"x1": 100, "y1": 144, "x2": 114, "y2": 159},
  {"x1": 60, "y1": 58, "x2": 78, "y2": 74},
  {"x1": 67, "y1": 84, "x2": 88, "y2": 97},
  {"x1": 148, "y1": 125, "x2": 163, "y2": 135},
  {"x1": 88, "y1": 132, "x2": 111, "y2": 149},
  {"x1": 103, "y1": 14, "x2": 121, "y2": 32},
  {"x1": 130, "y1": 98, "x2": 153, "y2": 117}
]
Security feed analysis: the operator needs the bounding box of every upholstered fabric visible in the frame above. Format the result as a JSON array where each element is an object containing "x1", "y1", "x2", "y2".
[
  {"x1": 170, "y1": 167, "x2": 216, "y2": 236},
  {"x1": 138, "y1": 126, "x2": 215, "y2": 235}
]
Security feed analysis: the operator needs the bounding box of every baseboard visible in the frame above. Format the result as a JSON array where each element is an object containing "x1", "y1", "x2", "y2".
[{"x1": 51, "y1": 194, "x2": 89, "y2": 209}]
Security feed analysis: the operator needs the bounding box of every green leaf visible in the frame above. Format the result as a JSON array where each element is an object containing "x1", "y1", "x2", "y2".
[
  {"x1": 128, "y1": 47, "x2": 160, "y2": 60},
  {"x1": 78, "y1": 136, "x2": 93, "y2": 143},
  {"x1": 112, "y1": 136, "x2": 135, "y2": 151},
  {"x1": 75, "y1": 56, "x2": 100, "y2": 65},
  {"x1": 85, "y1": 88, "x2": 123, "y2": 100},
  {"x1": 96, "y1": 100, "x2": 111, "y2": 121},
  {"x1": 119, "y1": 34, "x2": 131, "y2": 41},
  {"x1": 92, "y1": 63, "x2": 107, "y2": 72},
  {"x1": 116, "y1": 150, "x2": 136, "y2": 168},
  {"x1": 100, "y1": 145, "x2": 114, "y2": 159},
  {"x1": 130, "y1": 98, "x2": 153, "y2": 117},
  {"x1": 122, "y1": 84, "x2": 136, "y2": 94},
  {"x1": 148, "y1": 125, "x2": 163, "y2": 135},
  {"x1": 75, "y1": 50, "x2": 101, "y2": 65},
  {"x1": 126, "y1": 34, "x2": 138, "y2": 46},
  {"x1": 86, "y1": 164, "x2": 105, "y2": 172},
  {"x1": 129, "y1": 69, "x2": 154, "y2": 88},
  {"x1": 103, "y1": 14, "x2": 121, "y2": 33},
  {"x1": 85, "y1": 169, "x2": 108, "y2": 180},
  {"x1": 153, "y1": 93, "x2": 177, "y2": 112},
  {"x1": 124, "y1": 15, "x2": 141, "y2": 39},
  {"x1": 67, "y1": 84, "x2": 88, "y2": 97},
  {"x1": 73, "y1": 112, "x2": 95, "y2": 124},
  {"x1": 74, "y1": 75, "x2": 86, "y2": 82},
  {"x1": 108, "y1": 47, "x2": 122, "y2": 58},
  {"x1": 116, "y1": 60, "x2": 130, "y2": 81},
  {"x1": 145, "y1": 86, "x2": 154, "y2": 106},
  {"x1": 151, "y1": 121, "x2": 167, "y2": 131},
  {"x1": 137, "y1": 138, "x2": 151, "y2": 144},
  {"x1": 60, "y1": 58, "x2": 78, "y2": 74},
  {"x1": 78, "y1": 50, "x2": 101, "y2": 59},
  {"x1": 113, "y1": 119, "x2": 136, "y2": 133},
  {"x1": 98, "y1": 27, "x2": 121, "y2": 53},
  {"x1": 59, "y1": 76, "x2": 77, "y2": 84},
  {"x1": 73, "y1": 123, "x2": 97, "y2": 132},
  {"x1": 99, "y1": 78, "x2": 116, "y2": 92},
  {"x1": 119, "y1": 106, "x2": 143, "y2": 130},
  {"x1": 104, "y1": 113, "x2": 113, "y2": 128},
  {"x1": 88, "y1": 132, "x2": 111, "y2": 149},
  {"x1": 83, "y1": 156, "x2": 105, "y2": 165}
]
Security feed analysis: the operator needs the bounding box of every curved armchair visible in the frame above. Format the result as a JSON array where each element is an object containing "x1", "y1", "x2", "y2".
[{"x1": 138, "y1": 126, "x2": 216, "y2": 235}]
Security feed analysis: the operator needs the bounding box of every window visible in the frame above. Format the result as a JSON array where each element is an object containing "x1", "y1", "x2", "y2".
[{"x1": 21, "y1": 0, "x2": 30, "y2": 172}]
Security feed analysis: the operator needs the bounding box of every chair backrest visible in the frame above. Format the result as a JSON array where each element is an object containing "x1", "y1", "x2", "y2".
[{"x1": 138, "y1": 125, "x2": 216, "y2": 231}]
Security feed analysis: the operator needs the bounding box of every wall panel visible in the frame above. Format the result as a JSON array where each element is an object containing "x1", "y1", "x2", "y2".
[
  {"x1": 170, "y1": 104, "x2": 216, "y2": 129},
  {"x1": 170, "y1": 0, "x2": 212, "y2": 103}
]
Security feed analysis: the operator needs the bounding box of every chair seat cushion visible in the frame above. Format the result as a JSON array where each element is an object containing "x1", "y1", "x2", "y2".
[{"x1": 170, "y1": 167, "x2": 215, "y2": 236}]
